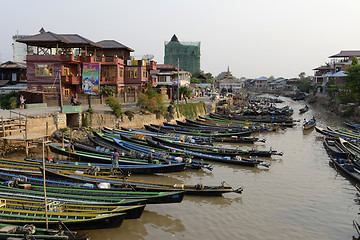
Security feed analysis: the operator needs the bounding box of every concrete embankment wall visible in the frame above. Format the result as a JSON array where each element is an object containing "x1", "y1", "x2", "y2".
[
  {"x1": 26, "y1": 114, "x2": 67, "y2": 135},
  {"x1": 25, "y1": 101, "x2": 213, "y2": 135}
]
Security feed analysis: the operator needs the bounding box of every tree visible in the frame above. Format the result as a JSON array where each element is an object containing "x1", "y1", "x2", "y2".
[
  {"x1": 136, "y1": 82, "x2": 165, "y2": 116},
  {"x1": 297, "y1": 72, "x2": 313, "y2": 93},
  {"x1": 105, "y1": 96, "x2": 123, "y2": 119},
  {"x1": 344, "y1": 56, "x2": 360, "y2": 102},
  {"x1": 100, "y1": 85, "x2": 116, "y2": 97},
  {"x1": 179, "y1": 86, "x2": 193, "y2": 103},
  {"x1": 190, "y1": 77, "x2": 201, "y2": 84}
]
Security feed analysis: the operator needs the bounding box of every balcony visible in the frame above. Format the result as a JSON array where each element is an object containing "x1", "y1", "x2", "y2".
[
  {"x1": 100, "y1": 76, "x2": 117, "y2": 85},
  {"x1": 61, "y1": 75, "x2": 80, "y2": 85},
  {"x1": 61, "y1": 54, "x2": 80, "y2": 62}
]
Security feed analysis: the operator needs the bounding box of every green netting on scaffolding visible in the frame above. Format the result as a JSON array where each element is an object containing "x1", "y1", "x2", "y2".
[{"x1": 164, "y1": 37, "x2": 201, "y2": 74}]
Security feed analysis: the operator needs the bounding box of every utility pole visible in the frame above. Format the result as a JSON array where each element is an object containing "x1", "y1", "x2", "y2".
[{"x1": 177, "y1": 58, "x2": 180, "y2": 104}]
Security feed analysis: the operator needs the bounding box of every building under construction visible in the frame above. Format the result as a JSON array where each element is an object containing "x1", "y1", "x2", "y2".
[{"x1": 164, "y1": 34, "x2": 200, "y2": 75}]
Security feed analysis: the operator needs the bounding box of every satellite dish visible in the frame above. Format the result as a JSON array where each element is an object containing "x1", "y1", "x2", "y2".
[{"x1": 142, "y1": 54, "x2": 154, "y2": 61}]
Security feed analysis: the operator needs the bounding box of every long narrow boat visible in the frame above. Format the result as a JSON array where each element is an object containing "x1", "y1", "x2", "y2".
[
  {"x1": 328, "y1": 155, "x2": 360, "y2": 183},
  {"x1": 103, "y1": 127, "x2": 214, "y2": 145},
  {"x1": 323, "y1": 137, "x2": 349, "y2": 159},
  {"x1": 0, "y1": 157, "x2": 183, "y2": 176},
  {"x1": 40, "y1": 168, "x2": 241, "y2": 196},
  {"x1": 0, "y1": 223, "x2": 82, "y2": 240},
  {"x1": 97, "y1": 133, "x2": 211, "y2": 171},
  {"x1": 315, "y1": 127, "x2": 360, "y2": 143},
  {"x1": 161, "y1": 122, "x2": 249, "y2": 133},
  {"x1": 0, "y1": 171, "x2": 184, "y2": 205},
  {"x1": 145, "y1": 139, "x2": 269, "y2": 168},
  {"x1": 145, "y1": 124, "x2": 253, "y2": 138},
  {"x1": 196, "y1": 116, "x2": 279, "y2": 131},
  {"x1": 49, "y1": 142, "x2": 187, "y2": 173},
  {"x1": 150, "y1": 136, "x2": 281, "y2": 157},
  {"x1": 0, "y1": 208, "x2": 126, "y2": 230},
  {"x1": 0, "y1": 196, "x2": 145, "y2": 219},
  {"x1": 209, "y1": 113, "x2": 296, "y2": 126},
  {"x1": 303, "y1": 118, "x2": 316, "y2": 130}
]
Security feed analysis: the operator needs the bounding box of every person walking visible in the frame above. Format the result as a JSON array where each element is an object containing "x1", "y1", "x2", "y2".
[
  {"x1": 19, "y1": 95, "x2": 25, "y2": 110},
  {"x1": 111, "y1": 149, "x2": 120, "y2": 172}
]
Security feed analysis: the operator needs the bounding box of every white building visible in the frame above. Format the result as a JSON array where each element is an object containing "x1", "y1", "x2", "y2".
[{"x1": 12, "y1": 34, "x2": 36, "y2": 63}]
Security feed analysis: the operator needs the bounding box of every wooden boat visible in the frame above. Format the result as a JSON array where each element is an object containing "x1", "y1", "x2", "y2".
[
  {"x1": 323, "y1": 137, "x2": 349, "y2": 159},
  {"x1": 109, "y1": 136, "x2": 211, "y2": 170},
  {"x1": 48, "y1": 142, "x2": 187, "y2": 173},
  {"x1": 40, "y1": 168, "x2": 241, "y2": 196},
  {"x1": 344, "y1": 119, "x2": 360, "y2": 130},
  {"x1": 0, "y1": 208, "x2": 126, "y2": 230},
  {"x1": 315, "y1": 127, "x2": 360, "y2": 143},
  {"x1": 145, "y1": 139, "x2": 269, "y2": 168},
  {"x1": 0, "y1": 171, "x2": 184, "y2": 205},
  {"x1": 0, "y1": 157, "x2": 181, "y2": 176},
  {"x1": 299, "y1": 106, "x2": 309, "y2": 113},
  {"x1": 328, "y1": 155, "x2": 360, "y2": 183},
  {"x1": 303, "y1": 117, "x2": 316, "y2": 130},
  {"x1": 150, "y1": 136, "x2": 281, "y2": 157},
  {"x1": 162, "y1": 122, "x2": 249, "y2": 133},
  {"x1": 145, "y1": 124, "x2": 253, "y2": 138},
  {"x1": 209, "y1": 113, "x2": 296, "y2": 126},
  {"x1": 197, "y1": 116, "x2": 278, "y2": 129},
  {"x1": 0, "y1": 183, "x2": 147, "y2": 206},
  {"x1": 354, "y1": 219, "x2": 360, "y2": 240},
  {"x1": 118, "y1": 126, "x2": 262, "y2": 144},
  {"x1": 0, "y1": 196, "x2": 145, "y2": 219},
  {"x1": 0, "y1": 223, "x2": 84, "y2": 240},
  {"x1": 118, "y1": 127, "x2": 213, "y2": 144}
]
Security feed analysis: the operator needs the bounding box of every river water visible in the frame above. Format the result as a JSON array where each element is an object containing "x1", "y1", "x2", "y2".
[{"x1": 81, "y1": 96, "x2": 359, "y2": 240}]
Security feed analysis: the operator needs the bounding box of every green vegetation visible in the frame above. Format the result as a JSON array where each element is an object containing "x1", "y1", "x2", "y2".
[
  {"x1": 82, "y1": 112, "x2": 89, "y2": 127},
  {"x1": 124, "y1": 110, "x2": 134, "y2": 121},
  {"x1": 0, "y1": 92, "x2": 18, "y2": 110},
  {"x1": 296, "y1": 72, "x2": 313, "y2": 93},
  {"x1": 179, "y1": 86, "x2": 193, "y2": 103},
  {"x1": 175, "y1": 101, "x2": 206, "y2": 118},
  {"x1": 344, "y1": 56, "x2": 360, "y2": 103},
  {"x1": 137, "y1": 83, "x2": 165, "y2": 118},
  {"x1": 105, "y1": 96, "x2": 123, "y2": 119},
  {"x1": 100, "y1": 85, "x2": 116, "y2": 97}
]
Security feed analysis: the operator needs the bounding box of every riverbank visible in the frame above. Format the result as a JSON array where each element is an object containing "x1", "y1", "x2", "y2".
[{"x1": 306, "y1": 93, "x2": 360, "y2": 122}]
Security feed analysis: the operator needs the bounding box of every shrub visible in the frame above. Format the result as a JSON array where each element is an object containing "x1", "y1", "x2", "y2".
[
  {"x1": 124, "y1": 110, "x2": 134, "y2": 121},
  {"x1": 105, "y1": 96, "x2": 123, "y2": 119},
  {"x1": 0, "y1": 92, "x2": 18, "y2": 110}
]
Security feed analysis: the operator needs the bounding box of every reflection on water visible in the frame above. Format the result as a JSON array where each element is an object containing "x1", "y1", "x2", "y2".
[
  {"x1": 82, "y1": 96, "x2": 360, "y2": 240},
  {"x1": 79, "y1": 210, "x2": 185, "y2": 240}
]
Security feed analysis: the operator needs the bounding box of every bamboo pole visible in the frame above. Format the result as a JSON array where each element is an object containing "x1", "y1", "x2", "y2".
[{"x1": 42, "y1": 138, "x2": 49, "y2": 229}]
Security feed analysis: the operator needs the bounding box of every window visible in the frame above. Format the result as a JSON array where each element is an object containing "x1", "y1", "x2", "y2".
[
  {"x1": 64, "y1": 88, "x2": 70, "y2": 96},
  {"x1": 35, "y1": 64, "x2": 53, "y2": 77},
  {"x1": 130, "y1": 71, "x2": 134, "y2": 78},
  {"x1": 143, "y1": 71, "x2": 147, "y2": 78},
  {"x1": 126, "y1": 69, "x2": 131, "y2": 78},
  {"x1": 134, "y1": 70, "x2": 137, "y2": 78},
  {"x1": 119, "y1": 67, "x2": 123, "y2": 77},
  {"x1": 158, "y1": 76, "x2": 166, "y2": 82}
]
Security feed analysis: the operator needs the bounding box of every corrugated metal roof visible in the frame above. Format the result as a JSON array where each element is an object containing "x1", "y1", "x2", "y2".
[
  {"x1": 0, "y1": 61, "x2": 26, "y2": 69},
  {"x1": 96, "y1": 40, "x2": 134, "y2": 52}
]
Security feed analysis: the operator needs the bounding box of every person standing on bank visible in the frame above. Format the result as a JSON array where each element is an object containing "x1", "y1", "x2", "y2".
[
  {"x1": 20, "y1": 95, "x2": 25, "y2": 110},
  {"x1": 111, "y1": 149, "x2": 119, "y2": 172}
]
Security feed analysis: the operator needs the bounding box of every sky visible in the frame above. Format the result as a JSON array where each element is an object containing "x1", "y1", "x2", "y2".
[{"x1": 1, "y1": 0, "x2": 360, "y2": 79}]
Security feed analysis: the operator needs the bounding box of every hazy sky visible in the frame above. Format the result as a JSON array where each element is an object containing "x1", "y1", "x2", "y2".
[{"x1": 1, "y1": 0, "x2": 360, "y2": 79}]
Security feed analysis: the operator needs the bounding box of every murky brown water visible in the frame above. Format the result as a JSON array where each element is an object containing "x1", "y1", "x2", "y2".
[{"x1": 77, "y1": 97, "x2": 358, "y2": 240}]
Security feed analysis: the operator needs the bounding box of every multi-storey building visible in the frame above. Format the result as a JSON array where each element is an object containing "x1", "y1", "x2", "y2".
[
  {"x1": 313, "y1": 50, "x2": 359, "y2": 92},
  {"x1": 150, "y1": 63, "x2": 191, "y2": 100},
  {"x1": 164, "y1": 34, "x2": 200, "y2": 75},
  {"x1": 17, "y1": 28, "x2": 147, "y2": 105}
]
